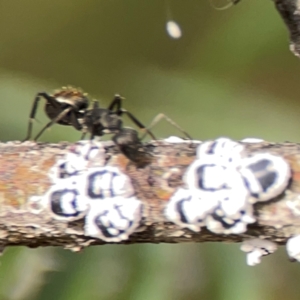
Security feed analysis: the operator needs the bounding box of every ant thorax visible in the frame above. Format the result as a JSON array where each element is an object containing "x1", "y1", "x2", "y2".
[{"x1": 83, "y1": 108, "x2": 122, "y2": 136}]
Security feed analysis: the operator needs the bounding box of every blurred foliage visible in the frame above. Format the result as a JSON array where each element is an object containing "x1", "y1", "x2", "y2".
[{"x1": 0, "y1": 0, "x2": 300, "y2": 299}]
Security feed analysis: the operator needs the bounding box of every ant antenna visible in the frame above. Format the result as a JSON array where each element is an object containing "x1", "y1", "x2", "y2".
[{"x1": 165, "y1": 0, "x2": 182, "y2": 39}]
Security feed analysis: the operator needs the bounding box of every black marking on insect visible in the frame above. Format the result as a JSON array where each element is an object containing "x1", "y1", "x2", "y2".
[
  {"x1": 50, "y1": 188, "x2": 83, "y2": 218},
  {"x1": 85, "y1": 166, "x2": 134, "y2": 200},
  {"x1": 94, "y1": 204, "x2": 133, "y2": 238},
  {"x1": 240, "y1": 153, "x2": 291, "y2": 201},
  {"x1": 206, "y1": 141, "x2": 218, "y2": 155},
  {"x1": 175, "y1": 195, "x2": 193, "y2": 224},
  {"x1": 210, "y1": 212, "x2": 239, "y2": 229},
  {"x1": 87, "y1": 170, "x2": 119, "y2": 199},
  {"x1": 56, "y1": 161, "x2": 81, "y2": 179},
  {"x1": 195, "y1": 164, "x2": 228, "y2": 191},
  {"x1": 23, "y1": 86, "x2": 89, "y2": 141},
  {"x1": 246, "y1": 159, "x2": 277, "y2": 192}
]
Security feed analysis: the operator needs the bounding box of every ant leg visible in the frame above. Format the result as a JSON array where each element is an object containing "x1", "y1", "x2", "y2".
[
  {"x1": 140, "y1": 113, "x2": 192, "y2": 141},
  {"x1": 107, "y1": 94, "x2": 122, "y2": 113},
  {"x1": 33, "y1": 107, "x2": 72, "y2": 141},
  {"x1": 120, "y1": 109, "x2": 156, "y2": 140},
  {"x1": 70, "y1": 111, "x2": 83, "y2": 131},
  {"x1": 23, "y1": 92, "x2": 61, "y2": 141},
  {"x1": 91, "y1": 100, "x2": 99, "y2": 119}
]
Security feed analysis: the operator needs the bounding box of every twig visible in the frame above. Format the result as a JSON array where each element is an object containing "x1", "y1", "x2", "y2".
[{"x1": 0, "y1": 140, "x2": 299, "y2": 251}]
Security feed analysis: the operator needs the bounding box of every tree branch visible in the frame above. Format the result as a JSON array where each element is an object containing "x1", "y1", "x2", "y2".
[{"x1": 0, "y1": 140, "x2": 299, "y2": 252}]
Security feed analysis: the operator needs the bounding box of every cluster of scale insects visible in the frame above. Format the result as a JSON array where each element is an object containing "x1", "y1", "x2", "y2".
[
  {"x1": 23, "y1": 87, "x2": 300, "y2": 265},
  {"x1": 165, "y1": 138, "x2": 291, "y2": 234},
  {"x1": 31, "y1": 140, "x2": 143, "y2": 242},
  {"x1": 164, "y1": 137, "x2": 295, "y2": 265}
]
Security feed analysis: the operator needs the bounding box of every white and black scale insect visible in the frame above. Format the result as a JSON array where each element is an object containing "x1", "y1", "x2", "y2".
[
  {"x1": 165, "y1": 137, "x2": 291, "y2": 234},
  {"x1": 85, "y1": 196, "x2": 143, "y2": 242},
  {"x1": 82, "y1": 166, "x2": 134, "y2": 201},
  {"x1": 240, "y1": 238, "x2": 278, "y2": 266},
  {"x1": 41, "y1": 179, "x2": 90, "y2": 221},
  {"x1": 239, "y1": 153, "x2": 291, "y2": 202},
  {"x1": 286, "y1": 235, "x2": 300, "y2": 262}
]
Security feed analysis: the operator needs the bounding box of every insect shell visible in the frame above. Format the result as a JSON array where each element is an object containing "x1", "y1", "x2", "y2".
[
  {"x1": 183, "y1": 157, "x2": 248, "y2": 194},
  {"x1": 85, "y1": 196, "x2": 143, "y2": 242},
  {"x1": 41, "y1": 179, "x2": 89, "y2": 221},
  {"x1": 240, "y1": 238, "x2": 277, "y2": 266},
  {"x1": 196, "y1": 138, "x2": 246, "y2": 167},
  {"x1": 286, "y1": 235, "x2": 300, "y2": 262},
  {"x1": 82, "y1": 166, "x2": 135, "y2": 201},
  {"x1": 240, "y1": 153, "x2": 291, "y2": 202},
  {"x1": 164, "y1": 188, "x2": 219, "y2": 232}
]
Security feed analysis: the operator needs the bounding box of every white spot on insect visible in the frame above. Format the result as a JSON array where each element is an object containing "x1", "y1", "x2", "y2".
[
  {"x1": 84, "y1": 196, "x2": 143, "y2": 242},
  {"x1": 82, "y1": 166, "x2": 134, "y2": 200},
  {"x1": 217, "y1": 180, "x2": 251, "y2": 219},
  {"x1": 41, "y1": 179, "x2": 89, "y2": 221},
  {"x1": 164, "y1": 188, "x2": 219, "y2": 232},
  {"x1": 166, "y1": 20, "x2": 182, "y2": 39},
  {"x1": 196, "y1": 138, "x2": 246, "y2": 167},
  {"x1": 184, "y1": 161, "x2": 229, "y2": 191},
  {"x1": 240, "y1": 239, "x2": 278, "y2": 266},
  {"x1": 286, "y1": 235, "x2": 300, "y2": 262},
  {"x1": 240, "y1": 153, "x2": 291, "y2": 202}
]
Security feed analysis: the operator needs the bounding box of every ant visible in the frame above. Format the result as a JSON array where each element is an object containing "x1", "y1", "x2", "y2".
[{"x1": 24, "y1": 87, "x2": 192, "y2": 165}]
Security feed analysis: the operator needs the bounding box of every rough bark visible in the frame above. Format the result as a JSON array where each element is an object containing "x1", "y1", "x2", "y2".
[{"x1": 0, "y1": 140, "x2": 299, "y2": 251}]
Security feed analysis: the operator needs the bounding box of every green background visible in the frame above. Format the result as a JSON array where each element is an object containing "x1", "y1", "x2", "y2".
[{"x1": 0, "y1": 0, "x2": 300, "y2": 299}]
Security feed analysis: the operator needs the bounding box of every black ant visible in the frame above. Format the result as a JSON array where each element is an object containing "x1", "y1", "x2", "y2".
[{"x1": 24, "y1": 87, "x2": 192, "y2": 166}]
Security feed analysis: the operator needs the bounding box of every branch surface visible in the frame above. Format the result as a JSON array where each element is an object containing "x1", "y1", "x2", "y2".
[{"x1": 0, "y1": 140, "x2": 299, "y2": 251}]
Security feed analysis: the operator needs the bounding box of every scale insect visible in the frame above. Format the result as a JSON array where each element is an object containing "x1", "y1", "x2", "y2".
[{"x1": 84, "y1": 196, "x2": 143, "y2": 242}]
